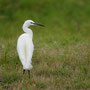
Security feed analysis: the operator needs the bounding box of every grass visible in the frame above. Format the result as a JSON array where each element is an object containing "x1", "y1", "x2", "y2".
[{"x1": 0, "y1": 0, "x2": 90, "y2": 89}]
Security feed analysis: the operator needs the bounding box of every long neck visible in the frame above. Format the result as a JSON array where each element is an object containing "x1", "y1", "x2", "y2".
[{"x1": 22, "y1": 25, "x2": 33, "y2": 38}]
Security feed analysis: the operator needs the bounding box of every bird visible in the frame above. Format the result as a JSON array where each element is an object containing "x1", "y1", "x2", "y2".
[{"x1": 17, "y1": 20, "x2": 44, "y2": 78}]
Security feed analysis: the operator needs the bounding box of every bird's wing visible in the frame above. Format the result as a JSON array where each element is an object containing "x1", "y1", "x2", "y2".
[
  {"x1": 17, "y1": 34, "x2": 34, "y2": 69},
  {"x1": 17, "y1": 42, "x2": 26, "y2": 66}
]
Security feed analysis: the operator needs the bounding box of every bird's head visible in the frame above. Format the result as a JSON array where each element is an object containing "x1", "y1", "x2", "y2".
[{"x1": 23, "y1": 20, "x2": 44, "y2": 27}]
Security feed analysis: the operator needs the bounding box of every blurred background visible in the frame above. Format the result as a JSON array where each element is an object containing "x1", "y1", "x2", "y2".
[{"x1": 0, "y1": 0, "x2": 90, "y2": 89}]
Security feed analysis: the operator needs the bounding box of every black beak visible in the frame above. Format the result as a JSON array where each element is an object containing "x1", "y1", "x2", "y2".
[{"x1": 33, "y1": 23, "x2": 45, "y2": 27}]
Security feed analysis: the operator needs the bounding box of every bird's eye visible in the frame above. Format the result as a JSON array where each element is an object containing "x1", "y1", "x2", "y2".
[{"x1": 31, "y1": 22, "x2": 33, "y2": 24}]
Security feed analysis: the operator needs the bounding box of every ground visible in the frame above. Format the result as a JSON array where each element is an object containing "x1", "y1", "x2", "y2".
[{"x1": 0, "y1": 0, "x2": 90, "y2": 90}]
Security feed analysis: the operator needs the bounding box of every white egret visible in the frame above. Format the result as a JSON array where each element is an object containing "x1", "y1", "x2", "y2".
[{"x1": 17, "y1": 20, "x2": 44, "y2": 78}]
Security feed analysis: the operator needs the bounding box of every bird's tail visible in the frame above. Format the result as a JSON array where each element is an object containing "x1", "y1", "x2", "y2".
[{"x1": 19, "y1": 56, "x2": 33, "y2": 70}]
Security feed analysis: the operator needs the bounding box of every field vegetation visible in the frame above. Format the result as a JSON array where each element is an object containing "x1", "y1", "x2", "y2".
[{"x1": 0, "y1": 0, "x2": 90, "y2": 89}]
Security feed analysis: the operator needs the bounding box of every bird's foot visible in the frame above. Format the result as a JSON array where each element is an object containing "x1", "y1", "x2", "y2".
[
  {"x1": 28, "y1": 70, "x2": 30, "y2": 78},
  {"x1": 23, "y1": 69, "x2": 25, "y2": 75}
]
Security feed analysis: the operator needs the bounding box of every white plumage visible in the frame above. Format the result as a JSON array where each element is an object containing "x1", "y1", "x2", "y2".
[{"x1": 17, "y1": 20, "x2": 44, "y2": 78}]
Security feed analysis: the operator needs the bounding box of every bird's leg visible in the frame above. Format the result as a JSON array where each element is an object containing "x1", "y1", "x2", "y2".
[
  {"x1": 28, "y1": 70, "x2": 30, "y2": 78},
  {"x1": 23, "y1": 69, "x2": 25, "y2": 75}
]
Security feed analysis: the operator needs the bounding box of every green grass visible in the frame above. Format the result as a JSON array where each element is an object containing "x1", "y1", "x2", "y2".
[{"x1": 0, "y1": 0, "x2": 90, "y2": 89}]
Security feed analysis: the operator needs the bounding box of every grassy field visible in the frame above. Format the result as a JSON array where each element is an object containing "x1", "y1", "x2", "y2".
[{"x1": 0, "y1": 0, "x2": 90, "y2": 90}]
